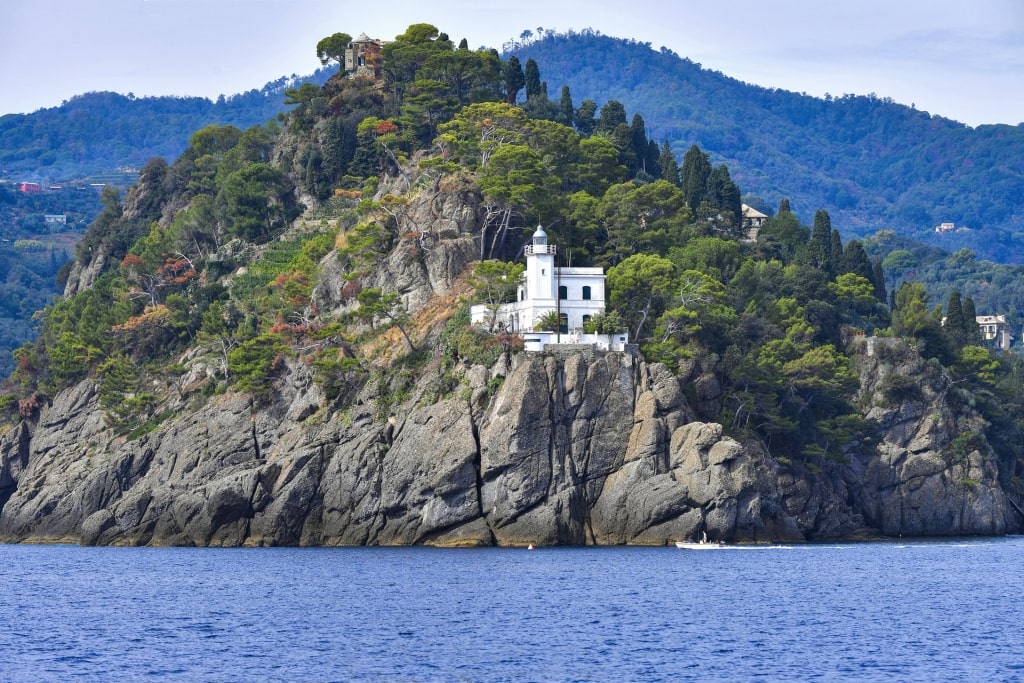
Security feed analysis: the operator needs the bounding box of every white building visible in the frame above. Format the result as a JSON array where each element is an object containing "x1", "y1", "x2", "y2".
[
  {"x1": 976, "y1": 314, "x2": 1013, "y2": 350},
  {"x1": 470, "y1": 226, "x2": 629, "y2": 352}
]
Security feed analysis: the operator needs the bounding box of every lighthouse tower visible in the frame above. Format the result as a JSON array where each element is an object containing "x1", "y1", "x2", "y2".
[{"x1": 522, "y1": 225, "x2": 556, "y2": 302}]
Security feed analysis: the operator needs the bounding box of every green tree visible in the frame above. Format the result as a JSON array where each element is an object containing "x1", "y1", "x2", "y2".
[
  {"x1": 317, "y1": 32, "x2": 352, "y2": 68},
  {"x1": 469, "y1": 260, "x2": 525, "y2": 331},
  {"x1": 353, "y1": 288, "x2": 415, "y2": 350},
  {"x1": 945, "y1": 290, "x2": 967, "y2": 348},
  {"x1": 503, "y1": 56, "x2": 525, "y2": 104},
  {"x1": 807, "y1": 210, "x2": 833, "y2": 271},
  {"x1": 962, "y1": 297, "x2": 983, "y2": 345},
  {"x1": 573, "y1": 99, "x2": 597, "y2": 136},
  {"x1": 558, "y1": 85, "x2": 574, "y2": 125},
  {"x1": 524, "y1": 58, "x2": 542, "y2": 100},
  {"x1": 607, "y1": 253, "x2": 677, "y2": 341},
  {"x1": 659, "y1": 141, "x2": 680, "y2": 186},
  {"x1": 216, "y1": 163, "x2": 293, "y2": 241},
  {"x1": 680, "y1": 144, "x2": 712, "y2": 214}
]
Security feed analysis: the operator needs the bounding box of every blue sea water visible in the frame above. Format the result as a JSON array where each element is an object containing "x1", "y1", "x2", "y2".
[{"x1": 1, "y1": 538, "x2": 1023, "y2": 682}]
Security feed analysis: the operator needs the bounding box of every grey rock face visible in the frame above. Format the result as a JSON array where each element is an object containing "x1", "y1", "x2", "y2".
[{"x1": 0, "y1": 337, "x2": 1019, "y2": 545}]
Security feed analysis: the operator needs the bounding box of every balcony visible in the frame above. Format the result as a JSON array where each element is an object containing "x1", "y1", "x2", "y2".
[{"x1": 525, "y1": 243, "x2": 556, "y2": 256}]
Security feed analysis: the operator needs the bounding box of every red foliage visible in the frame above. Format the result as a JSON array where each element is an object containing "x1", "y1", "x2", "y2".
[
  {"x1": 376, "y1": 120, "x2": 399, "y2": 135},
  {"x1": 120, "y1": 254, "x2": 145, "y2": 271},
  {"x1": 340, "y1": 279, "x2": 362, "y2": 301},
  {"x1": 157, "y1": 257, "x2": 197, "y2": 284},
  {"x1": 18, "y1": 392, "x2": 42, "y2": 418}
]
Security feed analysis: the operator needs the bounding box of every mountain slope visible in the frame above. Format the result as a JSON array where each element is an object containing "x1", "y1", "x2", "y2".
[
  {"x1": 0, "y1": 68, "x2": 336, "y2": 185},
  {"x1": 511, "y1": 32, "x2": 1024, "y2": 262}
]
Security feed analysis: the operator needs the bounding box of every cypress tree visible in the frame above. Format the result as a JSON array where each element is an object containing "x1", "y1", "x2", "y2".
[
  {"x1": 558, "y1": 85, "x2": 574, "y2": 125},
  {"x1": 840, "y1": 240, "x2": 873, "y2": 280},
  {"x1": 503, "y1": 56, "x2": 525, "y2": 104},
  {"x1": 962, "y1": 297, "x2": 983, "y2": 345},
  {"x1": 808, "y1": 210, "x2": 833, "y2": 271},
  {"x1": 945, "y1": 290, "x2": 966, "y2": 348},
  {"x1": 596, "y1": 100, "x2": 627, "y2": 134},
  {"x1": 659, "y1": 141, "x2": 680, "y2": 186},
  {"x1": 871, "y1": 257, "x2": 887, "y2": 303},
  {"x1": 830, "y1": 229, "x2": 843, "y2": 274},
  {"x1": 646, "y1": 140, "x2": 662, "y2": 179},
  {"x1": 779, "y1": 198, "x2": 791, "y2": 214},
  {"x1": 524, "y1": 58, "x2": 541, "y2": 100},
  {"x1": 574, "y1": 99, "x2": 597, "y2": 136},
  {"x1": 681, "y1": 144, "x2": 712, "y2": 213},
  {"x1": 630, "y1": 114, "x2": 648, "y2": 175}
]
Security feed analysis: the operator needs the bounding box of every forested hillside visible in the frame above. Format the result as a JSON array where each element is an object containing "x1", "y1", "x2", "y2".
[
  {"x1": 3, "y1": 22, "x2": 1023, "y2": 486},
  {"x1": 0, "y1": 68, "x2": 336, "y2": 185},
  {"x1": 510, "y1": 32, "x2": 1024, "y2": 262},
  {"x1": 1, "y1": 23, "x2": 1022, "y2": 545}
]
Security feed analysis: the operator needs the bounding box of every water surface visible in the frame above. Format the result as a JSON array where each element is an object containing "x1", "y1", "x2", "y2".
[{"x1": 2, "y1": 538, "x2": 1023, "y2": 681}]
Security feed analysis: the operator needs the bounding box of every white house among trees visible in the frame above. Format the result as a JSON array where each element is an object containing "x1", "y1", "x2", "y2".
[{"x1": 471, "y1": 226, "x2": 629, "y2": 351}]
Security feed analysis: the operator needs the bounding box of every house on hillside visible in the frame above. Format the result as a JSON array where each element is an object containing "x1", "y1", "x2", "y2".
[
  {"x1": 977, "y1": 314, "x2": 1013, "y2": 350},
  {"x1": 741, "y1": 204, "x2": 768, "y2": 242},
  {"x1": 470, "y1": 226, "x2": 630, "y2": 352},
  {"x1": 345, "y1": 33, "x2": 388, "y2": 80}
]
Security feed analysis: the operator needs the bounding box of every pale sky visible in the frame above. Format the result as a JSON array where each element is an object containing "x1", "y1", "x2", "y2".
[{"x1": 2, "y1": 0, "x2": 1023, "y2": 127}]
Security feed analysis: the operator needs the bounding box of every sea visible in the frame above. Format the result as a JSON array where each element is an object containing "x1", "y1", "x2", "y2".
[{"x1": 2, "y1": 537, "x2": 1023, "y2": 682}]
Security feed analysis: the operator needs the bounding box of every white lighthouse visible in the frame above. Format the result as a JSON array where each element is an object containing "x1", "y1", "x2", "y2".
[{"x1": 470, "y1": 226, "x2": 629, "y2": 351}]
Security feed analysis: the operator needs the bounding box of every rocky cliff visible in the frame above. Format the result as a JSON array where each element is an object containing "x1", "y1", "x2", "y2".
[{"x1": 2, "y1": 172, "x2": 1019, "y2": 546}]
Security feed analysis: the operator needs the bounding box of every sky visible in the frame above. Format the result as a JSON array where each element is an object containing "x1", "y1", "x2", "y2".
[{"x1": 2, "y1": 0, "x2": 1023, "y2": 127}]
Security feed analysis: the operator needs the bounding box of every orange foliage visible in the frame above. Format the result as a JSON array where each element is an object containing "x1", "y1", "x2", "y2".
[
  {"x1": 113, "y1": 304, "x2": 172, "y2": 331},
  {"x1": 376, "y1": 120, "x2": 399, "y2": 135}
]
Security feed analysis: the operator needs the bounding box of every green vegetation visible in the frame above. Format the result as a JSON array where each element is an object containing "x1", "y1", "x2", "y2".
[
  {"x1": 511, "y1": 31, "x2": 1024, "y2": 263},
  {"x1": 1, "y1": 22, "x2": 1022, "y2": 495}
]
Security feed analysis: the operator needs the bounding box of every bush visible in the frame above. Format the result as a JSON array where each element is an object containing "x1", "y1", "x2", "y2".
[{"x1": 879, "y1": 373, "x2": 923, "y2": 404}]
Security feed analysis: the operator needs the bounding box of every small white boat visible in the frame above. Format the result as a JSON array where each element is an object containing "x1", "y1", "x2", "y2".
[{"x1": 675, "y1": 541, "x2": 727, "y2": 550}]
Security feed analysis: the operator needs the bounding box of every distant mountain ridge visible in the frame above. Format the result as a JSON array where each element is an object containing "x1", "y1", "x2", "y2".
[
  {"x1": 510, "y1": 32, "x2": 1024, "y2": 262},
  {"x1": 0, "y1": 68, "x2": 337, "y2": 186}
]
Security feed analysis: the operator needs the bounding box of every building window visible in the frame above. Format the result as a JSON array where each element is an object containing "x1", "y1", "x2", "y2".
[
  {"x1": 559, "y1": 313, "x2": 568, "y2": 334},
  {"x1": 559, "y1": 285, "x2": 567, "y2": 300},
  {"x1": 582, "y1": 315, "x2": 592, "y2": 331},
  {"x1": 582, "y1": 286, "x2": 591, "y2": 300}
]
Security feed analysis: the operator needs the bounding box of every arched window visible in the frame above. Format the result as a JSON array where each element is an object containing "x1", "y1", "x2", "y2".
[
  {"x1": 559, "y1": 313, "x2": 568, "y2": 334},
  {"x1": 582, "y1": 314, "x2": 592, "y2": 331},
  {"x1": 559, "y1": 285, "x2": 568, "y2": 300},
  {"x1": 582, "y1": 285, "x2": 592, "y2": 300}
]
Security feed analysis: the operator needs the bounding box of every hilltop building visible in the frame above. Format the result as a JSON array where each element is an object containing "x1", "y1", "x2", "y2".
[
  {"x1": 345, "y1": 34, "x2": 388, "y2": 80},
  {"x1": 741, "y1": 204, "x2": 768, "y2": 242},
  {"x1": 470, "y1": 226, "x2": 629, "y2": 352}
]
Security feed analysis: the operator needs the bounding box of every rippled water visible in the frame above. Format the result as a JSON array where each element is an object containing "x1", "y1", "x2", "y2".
[{"x1": 2, "y1": 538, "x2": 1023, "y2": 682}]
